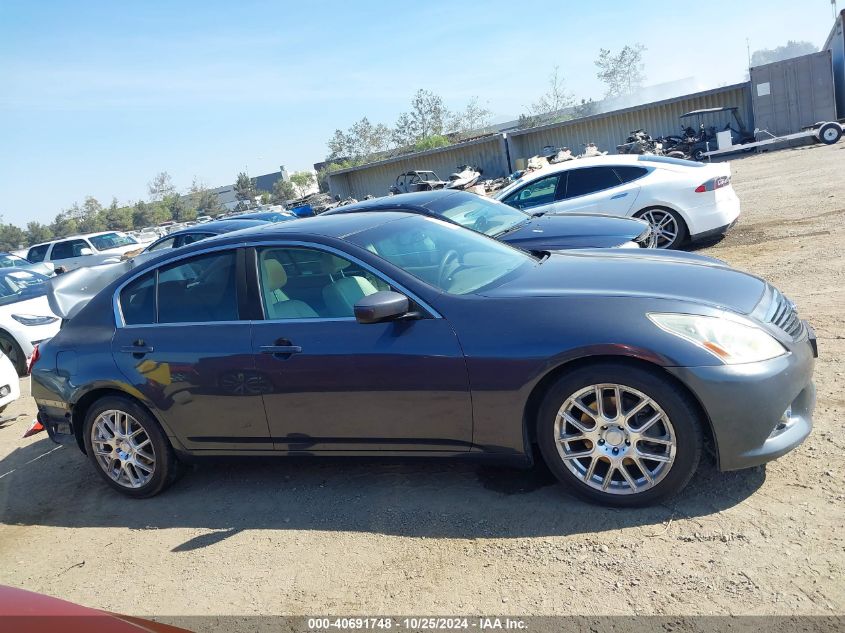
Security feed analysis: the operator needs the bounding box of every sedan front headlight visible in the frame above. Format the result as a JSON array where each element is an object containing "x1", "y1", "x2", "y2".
[
  {"x1": 648, "y1": 313, "x2": 787, "y2": 364},
  {"x1": 11, "y1": 314, "x2": 60, "y2": 326}
]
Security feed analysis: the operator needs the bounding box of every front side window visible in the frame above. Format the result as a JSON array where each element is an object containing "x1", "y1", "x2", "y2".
[
  {"x1": 50, "y1": 239, "x2": 90, "y2": 260},
  {"x1": 258, "y1": 247, "x2": 389, "y2": 320},
  {"x1": 347, "y1": 216, "x2": 534, "y2": 295},
  {"x1": 503, "y1": 174, "x2": 561, "y2": 210},
  {"x1": 27, "y1": 244, "x2": 49, "y2": 262},
  {"x1": 147, "y1": 236, "x2": 176, "y2": 252},
  {"x1": 118, "y1": 250, "x2": 239, "y2": 325},
  {"x1": 564, "y1": 167, "x2": 622, "y2": 199}
]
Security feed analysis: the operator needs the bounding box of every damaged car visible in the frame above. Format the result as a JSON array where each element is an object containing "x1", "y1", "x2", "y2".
[{"x1": 31, "y1": 213, "x2": 815, "y2": 506}]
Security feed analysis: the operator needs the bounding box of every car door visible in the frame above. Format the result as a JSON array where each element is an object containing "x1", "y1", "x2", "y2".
[
  {"x1": 501, "y1": 173, "x2": 563, "y2": 213},
  {"x1": 550, "y1": 166, "x2": 643, "y2": 215},
  {"x1": 48, "y1": 238, "x2": 92, "y2": 270},
  {"x1": 111, "y1": 247, "x2": 272, "y2": 451},
  {"x1": 249, "y1": 243, "x2": 473, "y2": 452}
]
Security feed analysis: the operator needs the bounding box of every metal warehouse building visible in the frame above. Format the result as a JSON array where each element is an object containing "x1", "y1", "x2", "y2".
[{"x1": 327, "y1": 83, "x2": 752, "y2": 200}]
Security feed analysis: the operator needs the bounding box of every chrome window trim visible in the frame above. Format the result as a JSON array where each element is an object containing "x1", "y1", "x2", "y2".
[{"x1": 113, "y1": 239, "x2": 442, "y2": 328}]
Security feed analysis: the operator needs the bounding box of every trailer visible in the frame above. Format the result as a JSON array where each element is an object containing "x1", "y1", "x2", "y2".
[{"x1": 703, "y1": 120, "x2": 843, "y2": 157}]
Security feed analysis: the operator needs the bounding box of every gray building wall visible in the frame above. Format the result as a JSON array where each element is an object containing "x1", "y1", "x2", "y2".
[
  {"x1": 750, "y1": 51, "x2": 837, "y2": 136},
  {"x1": 506, "y1": 83, "x2": 752, "y2": 164},
  {"x1": 328, "y1": 135, "x2": 509, "y2": 200},
  {"x1": 823, "y1": 9, "x2": 845, "y2": 119}
]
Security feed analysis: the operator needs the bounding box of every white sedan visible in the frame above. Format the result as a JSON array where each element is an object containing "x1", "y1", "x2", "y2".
[
  {"x1": 0, "y1": 269, "x2": 60, "y2": 375},
  {"x1": 494, "y1": 155, "x2": 740, "y2": 249}
]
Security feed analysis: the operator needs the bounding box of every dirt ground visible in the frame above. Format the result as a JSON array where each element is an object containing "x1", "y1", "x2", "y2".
[{"x1": 0, "y1": 143, "x2": 843, "y2": 620}]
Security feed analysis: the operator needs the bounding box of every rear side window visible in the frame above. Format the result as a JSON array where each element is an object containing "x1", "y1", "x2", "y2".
[
  {"x1": 27, "y1": 244, "x2": 50, "y2": 262},
  {"x1": 563, "y1": 167, "x2": 622, "y2": 199},
  {"x1": 51, "y1": 239, "x2": 89, "y2": 260},
  {"x1": 147, "y1": 236, "x2": 176, "y2": 252},
  {"x1": 613, "y1": 166, "x2": 649, "y2": 184},
  {"x1": 120, "y1": 272, "x2": 156, "y2": 325},
  {"x1": 181, "y1": 232, "x2": 215, "y2": 246},
  {"x1": 118, "y1": 250, "x2": 239, "y2": 325}
]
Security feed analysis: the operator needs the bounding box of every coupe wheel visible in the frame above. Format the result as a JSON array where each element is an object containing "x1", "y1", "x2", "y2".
[
  {"x1": 636, "y1": 208, "x2": 687, "y2": 249},
  {"x1": 83, "y1": 396, "x2": 177, "y2": 498},
  {"x1": 537, "y1": 363, "x2": 702, "y2": 507},
  {"x1": 0, "y1": 333, "x2": 26, "y2": 375}
]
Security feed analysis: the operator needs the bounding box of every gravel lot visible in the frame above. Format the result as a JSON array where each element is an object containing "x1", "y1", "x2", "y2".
[{"x1": 0, "y1": 143, "x2": 843, "y2": 620}]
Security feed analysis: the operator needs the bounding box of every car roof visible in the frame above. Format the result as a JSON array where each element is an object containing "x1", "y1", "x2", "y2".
[
  {"x1": 166, "y1": 218, "x2": 268, "y2": 236},
  {"x1": 28, "y1": 230, "x2": 129, "y2": 249},
  {"x1": 326, "y1": 189, "x2": 469, "y2": 214}
]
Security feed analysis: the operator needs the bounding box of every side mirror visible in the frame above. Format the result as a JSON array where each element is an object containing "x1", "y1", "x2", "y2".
[
  {"x1": 79, "y1": 247, "x2": 93, "y2": 256},
  {"x1": 354, "y1": 291, "x2": 411, "y2": 324}
]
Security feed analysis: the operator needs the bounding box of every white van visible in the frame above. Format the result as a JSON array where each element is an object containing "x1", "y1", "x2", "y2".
[{"x1": 26, "y1": 231, "x2": 142, "y2": 272}]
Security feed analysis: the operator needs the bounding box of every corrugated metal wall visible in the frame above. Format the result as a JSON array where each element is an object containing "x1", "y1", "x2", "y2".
[
  {"x1": 328, "y1": 84, "x2": 753, "y2": 198},
  {"x1": 507, "y1": 84, "x2": 752, "y2": 162},
  {"x1": 328, "y1": 135, "x2": 508, "y2": 199}
]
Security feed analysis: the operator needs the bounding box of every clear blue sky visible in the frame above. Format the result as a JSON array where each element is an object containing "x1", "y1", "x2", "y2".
[{"x1": 0, "y1": 0, "x2": 838, "y2": 225}]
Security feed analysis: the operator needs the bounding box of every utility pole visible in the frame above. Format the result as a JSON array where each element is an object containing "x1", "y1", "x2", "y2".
[{"x1": 746, "y1": 37, "x2": 751, "y2": 69}]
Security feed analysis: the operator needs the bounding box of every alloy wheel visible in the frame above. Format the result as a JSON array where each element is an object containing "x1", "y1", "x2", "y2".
[
  {"x1": 639, "y1": 209, "x2": 679, "y2": 249},
  {"x1": 90, "y1": 409, "x2": 156, "y2": 489},
  {"x1": 553, "y1": 383, "x2": 676, "y2": 495}
]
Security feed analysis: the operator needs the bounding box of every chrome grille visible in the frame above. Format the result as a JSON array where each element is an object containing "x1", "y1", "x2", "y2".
[{"x1": 765, "y1": 287, "x2": 803, "y2": 338}]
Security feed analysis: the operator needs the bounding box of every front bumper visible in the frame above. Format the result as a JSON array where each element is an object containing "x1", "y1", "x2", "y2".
[{"x1": 666, "y1": 325, "x2": 816, "y2": 471}]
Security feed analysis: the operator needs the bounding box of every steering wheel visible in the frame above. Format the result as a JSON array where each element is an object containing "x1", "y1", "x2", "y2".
[
  {"x1": 437, "y1": 249, "x2": 460, "y2": 289},
  {"x1": 474, "y1": 215, "x2": 490, "y2": 233}
]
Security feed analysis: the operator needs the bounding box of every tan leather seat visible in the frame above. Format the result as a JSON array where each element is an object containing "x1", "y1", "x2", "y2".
[
  {"x1": 262, "y1": 258, "x2": 318, "y2": 319},
  {"x1": 320, "y1": 254, "x2": 378, "y2": 317}
]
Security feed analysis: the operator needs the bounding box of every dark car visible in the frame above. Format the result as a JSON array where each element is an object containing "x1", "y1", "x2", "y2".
[
  {"x1": 142, "y1": 218, "x2": 270, "y2": 254},
  {"x1": 227, "y1": 211, "x2": 296, "y2": 223},
  {"x1": 31, "y1": 212, "x2": 816, "y2": 506},
  {"x1": 324, "y1": 190, "x2": 655, "y2": 249}
]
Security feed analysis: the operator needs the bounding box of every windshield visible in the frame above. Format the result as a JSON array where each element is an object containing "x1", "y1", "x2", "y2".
[
  {"x1": 0, "y1": 253, "x2": 32, "y2": 267},
  {"x1": 346, "y1": 216, "x2": 535, "y2": 295},
  {"x1": 426, "y1": 195, "x2": 529, "y2": 236},
  {"x1": 88, "y1": 232, "x2": 138, "y2": 250},
  {"x1": 0, "y1": 269, "x2": 49, "y2": 306}
]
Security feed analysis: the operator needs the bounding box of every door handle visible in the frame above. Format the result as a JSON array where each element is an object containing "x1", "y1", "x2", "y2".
[
  {"x1": 120, "y1": 345, "x2": 155, "y2": 354},
  {"x1": 260, "y1": 345, "x2": 302, "y2": 356},
  {"x1": 610, "y1": 192, "x2": 629, "y2": 199}
]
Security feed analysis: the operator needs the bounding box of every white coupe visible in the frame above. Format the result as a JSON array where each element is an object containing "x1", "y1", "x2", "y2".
[
  {"x1": 494, "y1": 155, "x2": 740, "y2": 249},
  {"x1": 0, "y1": 268, "x2": 60, "y2": 375}
]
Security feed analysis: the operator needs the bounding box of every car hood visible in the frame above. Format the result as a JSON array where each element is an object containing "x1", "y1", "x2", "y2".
[
  {"x1": 496, "y1": 214, "x2": 647, "y2": 249},
  {"x1": 481, "y1": 249, "x2": 766, "y2": 314},
  {"x1": 0, "y1": 294, "x2": 57, "y2": 317}
]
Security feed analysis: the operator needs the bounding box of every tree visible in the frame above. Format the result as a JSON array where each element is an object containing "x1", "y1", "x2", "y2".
[
  {"x1": 188, "y1": 179, "x2": 223, "y2": 216},
  {"x1": 26, "y1": 221, "x2": 53, "y2": 245},
  {"x1": 0, "y1": 224, "x2": 26, "y2": 251},
  {"x1": 132, "y1": 201, "x2": 167, "y2": 229},
  {"x1": 449, "y1": 97, "x2": 492, "y2": 138},
  {"x1": 595, "y1": 44, "x2": 646, "y2": 98},
  {"x1": 751, "y1": 40, "x2": 816, "y2": 66},
  {"x1": 77, "y1": 196, "x2": 105, "y2": 233},
  {"x1": 148, "y1": 171, "x2": 176, "y2": 202},
  {"x1": 327, "y1": 117, "x2": 391, "y2": 162},
  {"x1": 271, "y1": 178, "x2": 297, "y2": 205},
  {"x1": 164, "y1": 193, "x2": 194, "y2": 223},
  {"x1": 289, "y1": 171, "x2": 316, "y2": 198},
  {"x1": 521, "y1": 67, "x2": 576, "y2": 128},
  {"x1": 413, "y1": 135, "x2": 450, "y2": 151},
  {"x1": 103, "y1": 198, "x2": 133, "y2": 230},
  {"x1": 234, "y1": 172, "x2": 258, "y2": 207},
  {"x1": 393, "y1": 89, "x2": 451, "y2": 147}
]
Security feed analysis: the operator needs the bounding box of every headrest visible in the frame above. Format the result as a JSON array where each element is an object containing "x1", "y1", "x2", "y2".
[
  {"x1": 320, "y1": 253, "x2": 351, "y2": 275},
  {"x1": 263, "y1": 258, "x2": 287, "y2": 289}
]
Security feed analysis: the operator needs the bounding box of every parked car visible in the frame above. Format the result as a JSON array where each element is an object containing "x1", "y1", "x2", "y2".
[
  {"x1": 0, "y1": 584, "x2": 191, "y2": 632},
  {"x1": 0, "y1": 251, "x2": 57, "y2": 276},
  {"x1": 26, "y1": 231, "x2": 142, "y2": 272},
  {"x1": 494, "y1": 155, "x2": 740, "y2": 249},
  {"x1": 324, "y1": 190, "x2": 655, "y2": 249},
  {"x1": 0, "y1": 268, "x2": 60, "y2": 374},
  {"x1": 0, "y1": 352, "x2": 21, "y2": 413},
  {"x1": 228, "y1": 211, "x2": 296, "y2": 223},
  {"x1": 389, "y1": 170, "x2": 449, "y2": 195},
  {"x1": 128, "y1": 218, "x2": 270, "y2": 262},
  {"x1": 32, "y1": 212, "x2": 815, "y2": 506}
]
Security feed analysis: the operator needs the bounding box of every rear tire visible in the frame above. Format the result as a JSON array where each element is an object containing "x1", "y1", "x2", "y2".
[
  {"x1": 817, "y1": 122, "x2": 842, "y2": 145},
  {"x1": 536, "y1": 362, "x2": 703, "y2": 507},
  {"x1": 635, "y1": 207, "x2": 687, "y2": 249},
  {"x1": 82, "y1": 395, "x2": 177, "y2": 498}
]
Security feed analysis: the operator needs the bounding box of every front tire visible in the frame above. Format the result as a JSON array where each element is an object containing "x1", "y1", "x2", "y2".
[
  {"x1": 635, "y1": 208, "x2": 687, "y2": 249},
  {"x1": 0, "y1": 332, "x2": 27, "y2": 375},
  {"x1": 536, "y1": 362, "x2": 702, "y2": 507},
  {"x1": 83, "y1": 396, "x2": 177, "y2": 498},
  {"x1": 817, "y1": 122, "x2": 842, "y2": 145}
]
